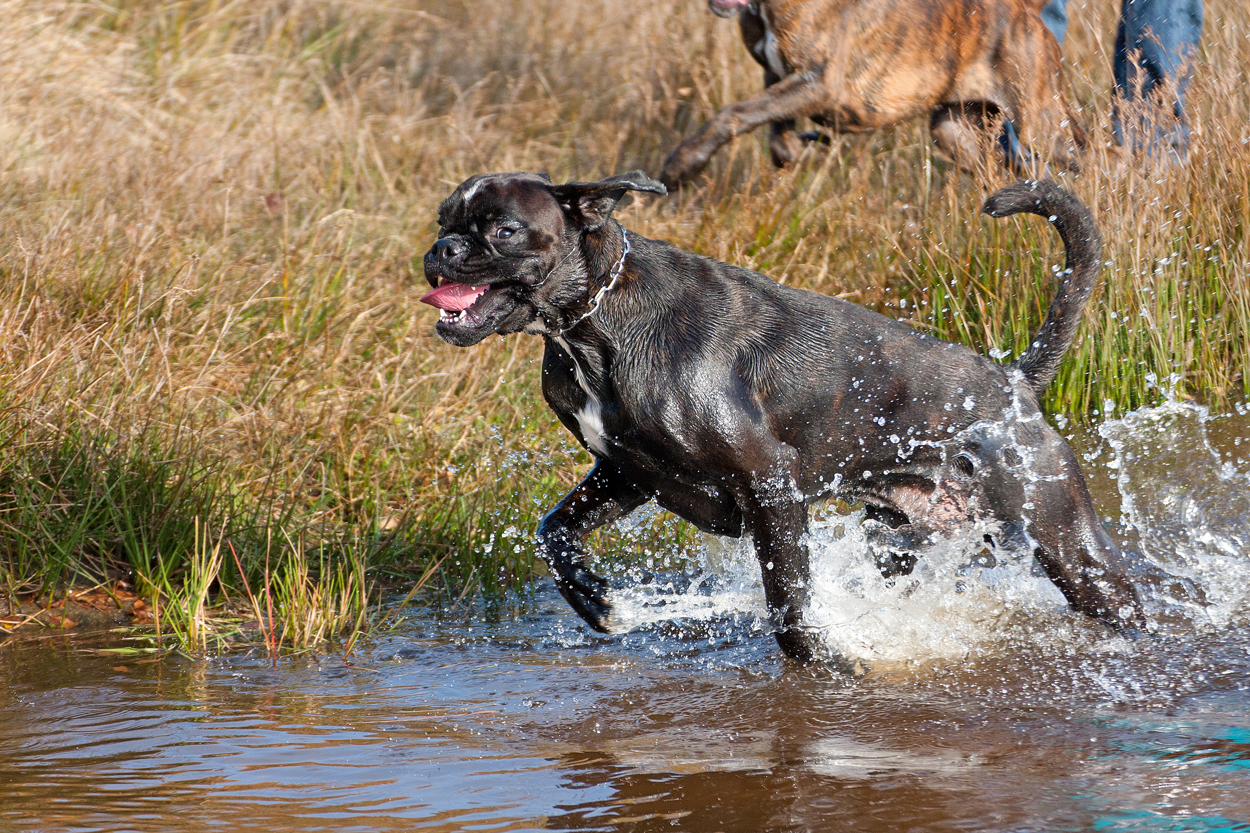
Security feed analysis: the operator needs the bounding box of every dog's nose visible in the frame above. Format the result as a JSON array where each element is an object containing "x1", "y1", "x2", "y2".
[
  {"x1": 424, "y1": 237, "x2": 467, "y2": 287},
  {"x1": 430, "y1": 237, "x2": 465, "y2": 264}
]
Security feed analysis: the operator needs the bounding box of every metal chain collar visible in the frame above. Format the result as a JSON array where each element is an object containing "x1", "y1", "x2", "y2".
[{"x1": 555, "y1": 227, "x2": 629, "y2": 336}]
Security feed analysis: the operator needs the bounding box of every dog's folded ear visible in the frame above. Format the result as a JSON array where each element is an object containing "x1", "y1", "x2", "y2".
[{"x1": 549, "y1": 171, "x2": 667, "y2": 231}]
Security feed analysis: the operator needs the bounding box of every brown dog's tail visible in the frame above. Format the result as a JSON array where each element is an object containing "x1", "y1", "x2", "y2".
[{"x1": 982, "y1": 180, "x2": 1103, "y2": 400}]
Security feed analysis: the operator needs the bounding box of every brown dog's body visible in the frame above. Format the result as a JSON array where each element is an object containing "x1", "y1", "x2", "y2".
[{"x1": 660, "y1": 0, "x2": 1086, "y2": 186}]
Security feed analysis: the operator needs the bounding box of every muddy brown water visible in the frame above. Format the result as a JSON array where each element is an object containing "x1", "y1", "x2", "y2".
[{"x1": 2, "y1": 400, "x2": 1250, "y2": 833}]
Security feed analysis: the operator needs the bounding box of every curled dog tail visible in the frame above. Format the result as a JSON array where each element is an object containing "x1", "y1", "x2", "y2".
[{"x1": 982, "y1": 180, "x2": 1103, "y2": 400}]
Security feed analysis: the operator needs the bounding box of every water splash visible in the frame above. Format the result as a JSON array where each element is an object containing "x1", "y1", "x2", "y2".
[
  {"x1": 1099, "y1": 397, "x2": 1250, "y2": 629},
  {"x1": 605, "y1": 400, "x2": 1250, "y2": 671},
  {"x1": 609, "y1": 510, "x2": 1080, "y2": 671},
  {"x1": 804, "y1": 513, "x2": 1071, "y2": 669}
]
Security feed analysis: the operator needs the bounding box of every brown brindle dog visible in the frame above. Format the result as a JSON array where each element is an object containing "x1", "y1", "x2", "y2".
[{"x1": 660, "y1": 0, "x2": 1087, "y2": 187}]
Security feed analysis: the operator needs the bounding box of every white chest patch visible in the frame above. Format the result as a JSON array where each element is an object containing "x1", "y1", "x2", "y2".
[
  {"x1": 556, "y1": 335, "x2": 611, "y2": 456},
  {"x1": 576, "y1": 397, "x2": 610, "y2": 457}
]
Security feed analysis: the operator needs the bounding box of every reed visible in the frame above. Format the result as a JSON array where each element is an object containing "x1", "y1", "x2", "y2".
[{"x1": 0, "y1": 0, "x2": 1245, "y2": 647}]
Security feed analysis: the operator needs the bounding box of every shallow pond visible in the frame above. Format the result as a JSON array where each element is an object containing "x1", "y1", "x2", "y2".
[{"x1": 3, "y1": 400, "x2": 1250, "y2": 832}]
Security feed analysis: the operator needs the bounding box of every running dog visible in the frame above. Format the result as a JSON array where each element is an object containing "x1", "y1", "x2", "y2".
[
  {"x1": 420, "y1": 171, "x2": 1143, "y2": 661},
  {"x1": 660, "y1": 0, "x2": 1086, "y2": 187}
]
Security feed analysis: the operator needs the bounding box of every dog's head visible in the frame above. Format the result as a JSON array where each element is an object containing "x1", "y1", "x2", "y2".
[{"x1": 421, "y1": 171, "x2": 666, "y2": 346}]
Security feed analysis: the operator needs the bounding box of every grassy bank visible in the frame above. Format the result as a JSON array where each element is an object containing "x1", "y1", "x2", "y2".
[{"x1": 0, "y1": 0, "x2": 1246, "y2": 647}]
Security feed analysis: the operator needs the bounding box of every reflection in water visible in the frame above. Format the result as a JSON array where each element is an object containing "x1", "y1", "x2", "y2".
[{"x1": 2, "y1": 403, "x2": 1250, "y2": 833}]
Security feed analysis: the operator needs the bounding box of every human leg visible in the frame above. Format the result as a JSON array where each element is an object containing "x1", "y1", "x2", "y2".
[
  {"x1": 1040, "y1": 0, "x2": 1068, "y2": 44},
  {"x1": 1113, "y1": 0, "x2": 1203, "y2": 157}
]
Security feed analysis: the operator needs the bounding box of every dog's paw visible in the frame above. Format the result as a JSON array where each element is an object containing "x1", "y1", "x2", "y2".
[
  {"x1": 537, "y1": 530, "x2": 614, "y2": 631},
  {"x1": 552, "y1": 564, "x2": 612, "y2": 633}
]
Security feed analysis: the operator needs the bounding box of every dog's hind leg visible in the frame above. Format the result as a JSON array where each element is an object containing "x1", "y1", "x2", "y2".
[
  {"x1": 931, "y1": 103, "x2": 985, "y2": 172},
  {"x1": 1018, "y1": 431, "x2": 1147, "y2": 632},
  {"x1": 929, "y1": 101, "x2": 1041, "y2": 177},
  {"x1": 537, "y1": 461, "x2": 649, "y2": 632},
  {"x1": 995, "y1": 26, "x2": 1087, "y2": 173}
]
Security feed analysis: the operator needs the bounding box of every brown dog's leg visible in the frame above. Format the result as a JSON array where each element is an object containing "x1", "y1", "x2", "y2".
[
  {"x1": 768, "y1": 100, "x2": 804, "y2": 168},
  {"x1": 660, "y1": 72, "x2": 826, "y2": 188},
  {"x1": 930, "y1": 102, "x2": 1042, "y2": 177},
  {"x1": 930, "y1": 102, "x2": 996, "y2": 173},
  {"x1": 736, "y1": 9, "x2": 804, "y2": 169},
  {"x1": 994, "y1": 23, "x2": 1087, "y2": 173}
]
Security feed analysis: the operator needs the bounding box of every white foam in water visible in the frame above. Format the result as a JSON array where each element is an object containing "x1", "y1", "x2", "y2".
[
  {"x1": 1099, "y1": 397, "x2": 1250, "y2": 628},
  {"x1": 610, "y1": 510, "x2": 1072, "y2": 670},
  {"x1": 608, "y1": 535, "x2": 770, "y2": 628},
  {"x1": 804, "y1": 514, "x2": 1069, "y2": 668},
  {"x1": 607, "y1": 398, "x2": 1250, "y2": 669}
]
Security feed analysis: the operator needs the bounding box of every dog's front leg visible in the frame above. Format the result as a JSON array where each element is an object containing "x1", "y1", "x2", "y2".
[
  {"x1": 745, "y1": 493, "x2": 822, "y2": 662},
  {"x1": 765, "y1": 77, "x2": 805, "y2": 169},
  {"x1": 536, "y1": 460, "x2": 648, "y2": 632},
  {"x1": 660, "y1": 72, "x2": 825, "y2": 188},
  {"x1": 735, "y1": 7, "x2": 798, "y2": 168},
  {"x1": 721, "y1": 441, "x2": 821, "y2": 662}
]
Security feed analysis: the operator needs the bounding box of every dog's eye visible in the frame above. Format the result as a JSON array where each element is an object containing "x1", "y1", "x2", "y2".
[{"x1": 495, "y1": 227, "x2": 515, "y2": 240}]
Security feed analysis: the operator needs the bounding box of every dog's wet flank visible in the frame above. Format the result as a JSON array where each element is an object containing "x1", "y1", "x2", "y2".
[{"x1": 422, "y1": 171, "x2": 1143, "y2": 664}]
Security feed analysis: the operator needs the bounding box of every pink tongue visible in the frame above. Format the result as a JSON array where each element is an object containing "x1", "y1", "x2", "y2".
[{"x1": 420, "y1": 282, "x2": 489, "y2": 311}]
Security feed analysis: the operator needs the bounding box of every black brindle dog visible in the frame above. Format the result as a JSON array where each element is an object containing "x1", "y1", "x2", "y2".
[{"x1": 420, "y1": 172, "x2": 1144, "y2": 661}]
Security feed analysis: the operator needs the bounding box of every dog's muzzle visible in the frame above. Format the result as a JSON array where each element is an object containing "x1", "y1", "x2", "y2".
[{"x1": 424, "y1": 236, "x2": 468, "y2": 286}]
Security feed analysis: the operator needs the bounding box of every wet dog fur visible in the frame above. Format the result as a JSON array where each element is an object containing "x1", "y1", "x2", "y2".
[{"x1": 420, "y1": 171, "x2": 1144, "y2": 662}]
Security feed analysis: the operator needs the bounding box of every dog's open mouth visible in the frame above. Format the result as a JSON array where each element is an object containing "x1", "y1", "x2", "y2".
[
  {"x1": 420, "y1": 278, "x2": 523, "y2": 345},
  {"x1": 420, "y1": 279, "x2": 494, "y2": 325}
]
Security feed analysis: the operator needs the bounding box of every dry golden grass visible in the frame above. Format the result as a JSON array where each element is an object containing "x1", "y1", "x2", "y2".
[{"x1": 0, "y1": 0, "x2": 1246, "y2": 641}]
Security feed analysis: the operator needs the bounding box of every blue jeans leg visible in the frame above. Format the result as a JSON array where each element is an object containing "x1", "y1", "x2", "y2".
[
  {"x1": 1040, "y1": 0, "x2": 1068, "y2": 45},
  {"x1": 1114, "y1": 0, "x2": 1204, "y2": 154}
]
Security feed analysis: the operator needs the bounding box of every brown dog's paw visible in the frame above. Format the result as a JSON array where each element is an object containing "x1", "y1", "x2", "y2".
[
  {"x1": 658, "y1": 142, "x2": 708, "y2": 191},
  {"x1": 657, "y1": 161, "x2": 684, "y2": 192}
]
